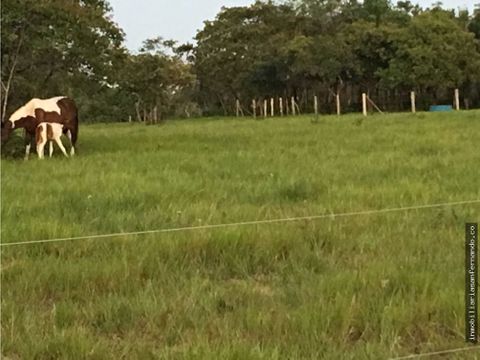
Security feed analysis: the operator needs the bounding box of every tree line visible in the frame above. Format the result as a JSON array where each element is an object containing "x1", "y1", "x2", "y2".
[{"x1": 1, "y1": 0, "x2": 480, "y2": 122}]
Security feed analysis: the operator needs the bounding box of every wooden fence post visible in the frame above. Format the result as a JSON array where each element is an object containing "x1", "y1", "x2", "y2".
[
  {"x1": 279, "y1": 97, "x2": 284, "y2": 116},
  {"x1": 410, "y1": 91, "x2": 416, "y2": 113},
  {"x1": 314, "y1": 95, "x2": 318, "y2": 115},
  {"x1": 252, "y1": 99, "x2": 256, "y2": 119},
  {"x1": 270, "y1": 98, "x2": 274, "y2": 117},
  {"x1": 263, "y1": 99, "x2": 267, "y2": 118},
  {"x1": 454, "y1": 88, "x2": 460, "y2": 111},
  {"x1": 336, "y1": 93, "x2": 341, "y2": 116},
  {"x1": 291, "y1": 97, "x2": 296, "y2": 116},
  {"x1": 362, "y1": 93, "x2": 367, "y2": 116},
  {"x1": 236, "y1": 99, "x2": 240, "y2": 117}
]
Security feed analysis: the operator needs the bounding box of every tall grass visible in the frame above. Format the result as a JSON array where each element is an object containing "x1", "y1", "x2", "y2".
[{"x1": 1, "y1": 111, "x2": 480, "y2": 359}]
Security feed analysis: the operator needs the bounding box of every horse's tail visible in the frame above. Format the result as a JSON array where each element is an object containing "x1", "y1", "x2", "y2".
[
  {"x1": 72, "y1": 110, "x2": 79, "y2": 145},
  {"x1": 64, "y1": 97, "x2": 79, "y2": 146}
]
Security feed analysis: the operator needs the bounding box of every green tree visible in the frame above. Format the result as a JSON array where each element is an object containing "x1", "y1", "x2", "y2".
[
  {"x1": 363, "y1": 0, "x2": 391, "y2": 26},
  {"x1": 194, "y1": 1, "x2": 298, "y2": 114},
  {"x1": 468, "y1": 4, "x2": 480, "y2": 39},
  {"x1": 380, "y1": 11, "x2": 480, "y2": 91},
  {"x1": 119, "y1": 38, "x2": 195, "y2": 121},
  {"x1": 1, "y1": 0, "x2": 124, "y2": 121}
]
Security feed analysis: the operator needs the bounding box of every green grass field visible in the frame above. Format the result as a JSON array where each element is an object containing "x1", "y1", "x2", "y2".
[{"x1": 1, "y1": 111, "x2": 480, "y2": 359}]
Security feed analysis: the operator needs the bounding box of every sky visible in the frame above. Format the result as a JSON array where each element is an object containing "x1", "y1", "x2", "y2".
[{"x1": 108, "y1": 0, "x2": 476, "y2": 51}]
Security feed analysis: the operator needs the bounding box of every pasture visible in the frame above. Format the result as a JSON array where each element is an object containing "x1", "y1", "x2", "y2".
[{"x1": 1, "y1": 111, "x2": 480, "y2": 359}]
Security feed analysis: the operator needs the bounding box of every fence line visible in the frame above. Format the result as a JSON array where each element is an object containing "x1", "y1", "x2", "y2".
[
  {"x1": 388, "y1": 345, "x2": 480, "y2": 360},
  {"x1": 237, "y1": 88, "x2": 474, "y2": 118},
  {"x1": 1, "y1": 199, "x2": 479, "y2": 248}
]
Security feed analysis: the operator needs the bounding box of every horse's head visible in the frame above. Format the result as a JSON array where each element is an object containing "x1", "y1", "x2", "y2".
[
  {"x1": 2, "y1": 102, "x2": 37, "y2": 143},
  {"x1": 1, "y1": 120, "x2": 14, "y2": 143}
]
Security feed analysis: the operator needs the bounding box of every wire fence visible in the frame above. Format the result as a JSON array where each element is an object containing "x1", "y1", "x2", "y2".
[
  {"x1": 2, "y1": 199, "x2": 479, "y2": 247},
  {"x1": 388, "y1": 345, "x2": 480, "y2": 359},
  {"x1": 225, "y1": 87, "x2": 479, "y2": 119},
  {"x1": 2, "y1": 200, "x2": 480, "y2": 358}
]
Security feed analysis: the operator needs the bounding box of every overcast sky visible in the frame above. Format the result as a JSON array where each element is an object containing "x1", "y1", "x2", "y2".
[{"x1": 108, "y1": 0, "x2": 476, "y2": 51}]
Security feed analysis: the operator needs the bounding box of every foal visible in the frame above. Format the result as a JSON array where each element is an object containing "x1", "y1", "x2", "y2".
[{"x1": 36, "y1": 122, "x2": 69, "y2": 159}]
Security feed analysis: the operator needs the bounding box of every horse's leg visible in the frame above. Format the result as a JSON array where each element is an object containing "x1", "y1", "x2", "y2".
[
  {"x1": 66, "y1": 130, "x2": 75, "y2": 156},
  {"x1": 54, "y1": 137, "x2": 69, "y2": 157},
  {"x1": 49, "y1": 141, "x2": 54, "y2": 158},
  {"x1": 37, "y1": 141, "x2": 46, "y2": 159},
  {"x1": 69, "y1": 122, "x2": 78, "y2": 156},
  {"x1": 24, "y1": 132, "x2": 33, "y2": 161},
  {"x1": 36, "y1": 133, "x2": 46, "y2": 160}
]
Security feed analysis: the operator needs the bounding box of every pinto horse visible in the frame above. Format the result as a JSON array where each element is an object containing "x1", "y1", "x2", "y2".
[
  {"x1": 36, "y1": 122, "x2": 69, "y2": 159},
  {"x1": 1, "y1": 96, "x2": 79, "y2": 159}
]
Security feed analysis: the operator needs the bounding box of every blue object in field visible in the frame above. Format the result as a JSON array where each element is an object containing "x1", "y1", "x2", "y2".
[{"x1": 429, "y1": 105, "x2": 452, "y2": 112}]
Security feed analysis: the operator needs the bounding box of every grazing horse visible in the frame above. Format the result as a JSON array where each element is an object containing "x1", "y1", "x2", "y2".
[
  {"x1": 36, "y1": 122, "x2": 69, "y2": 159},
  {"x1": 1, "y1": 96, "x2": 79, "y2": 159}
]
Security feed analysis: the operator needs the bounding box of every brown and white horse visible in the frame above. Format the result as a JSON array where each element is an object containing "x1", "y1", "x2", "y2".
[
  {"x1": 1, "y1": 96, "x2": 79, "y2": 159},
  {"x1": 36, "y1": 122, "x2": 69, "y2": 159}
]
